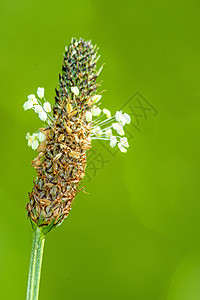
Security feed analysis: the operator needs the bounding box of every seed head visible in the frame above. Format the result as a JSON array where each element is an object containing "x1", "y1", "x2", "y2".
[{"x1": 24, "y1": 38, "x2": 131, "y2": 232}]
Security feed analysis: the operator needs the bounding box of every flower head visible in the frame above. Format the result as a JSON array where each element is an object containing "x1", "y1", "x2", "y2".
[{"x1": 24, "y1": 38, "x2": 131, "y2": 231}]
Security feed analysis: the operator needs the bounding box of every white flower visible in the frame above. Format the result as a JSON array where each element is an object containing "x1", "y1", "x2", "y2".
[
  {"x1": 85, "y1": 111, "x2": 92, "y2": 122},
  {"x1": 118, "y1": 142, "x2": 127, "y2": 153},
  {"x1": 37, "y1": 87, "x2": 45, "y2": 99},
  {"x1": 38, "y1": 132, "x2": 46, "y2": 142},
  {"x1": 71, "y1": 86, "x2": 79, "y2": 96},
  {"x1": 39, "y1": 111, "x2": 47, "y2": 121},
  {"x1": 120, "y1": 137, "x2": 129, "y2": 148},
  {"x1": 91, "y1": 106, "x2": 102, "y2": 116},
  {"x1": 43, "y1": 101, "x2": 51, "y2": 113},
  {"x1": 110, "y1": 136, "x2": 117, "y2": 148},
  {"x1": 105, "y1": 129, "x2": 112, "y2": 137},
  {"x1": 112, "y1": 123, "x2": 125, "y2": 136},
  {"x1": 31, "y1": 139, "x2": 39, "y2": 151},
  {"x1": 23, "y1": 100, "x2": 33, "y2": 111},
  {"x1": 92, "y1": 126, "x2": 102, "y2": 136},
  {"x1": 103, "y1": 108, "x2": 111, "y2": 118},
  {"x1": 28, "y1": 94, "x2": 38, "y2": 104},
  {"x1": 123, "y1": 113, "x2": 131, "y2": 124},
  {"x1": 115, "y1": 111, "x2": 126, "y2": 126},
  {"x1": 92, "y1": 95, "x2": 102, "y2": 104}
]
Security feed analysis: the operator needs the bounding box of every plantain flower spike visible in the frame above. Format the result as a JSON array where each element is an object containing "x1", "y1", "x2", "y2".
[{"x1": 24, "y1": 38, "x2": 131, "y2": 233}]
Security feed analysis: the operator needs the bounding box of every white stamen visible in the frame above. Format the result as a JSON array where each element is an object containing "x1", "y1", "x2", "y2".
[
  {"x1": 115, "y1": 111, "x2": 126, "y2": 126},
  {"x1": 43, "y1": 102, "x2": 51, "y2": 113},
  {"x1": 34, "y1": 104, "x2": 43, "y2": 114},
  {"x1": 39, "y1": 111, "x2": 47, "y2": 121},
  {"x1": 71, "y1": 86, "x2": 79, "y2": 96},
  {"x1": 105, "y1": 129, "x2": 112, "y2": 138},
  {"x1": 118, "y1": 142, "x2": 127, "y2": 153},
  {"x1": 91, "y1": 126, "x2": 102, "y2": 136},
  {"x1": 23, "y1": 100, "x2": 33, "y2": 111},
  {"x1": 31, "y1": 140, "x2": 39, "y2": 151},
  {"x1": 92, "y1": 95, "x2": 102, "y2": 104},
  {"x1": 37, "y1": 87, "x2": 45, "y2": 99},
  {"x1": 120, "y1": 137, "x2": 129, "y2": 148},
  {"x1": 85, "y1": 111, "x2": 92, "y2": 122},
  {"x1": 28, "y1": 94, "x2": 38, "y2": 105},
  {"x1": 110, "y1": 136, "x2": 117, "y2": 148},
  {"x1": 103, "y1": 108, "x2": 111, "y2": 118},
  {"x1": 123, "y1": 113, "x2": 131, "y2": 124},
  {"x1": 38, "y1": 132, "x2": 46, "y2": 142},
  {"x1": 112, "y1": 123, "x2": 125, "y2": 136},
  {"x1": 91, "y1": 106, "x2": 102, "y2": 117}
]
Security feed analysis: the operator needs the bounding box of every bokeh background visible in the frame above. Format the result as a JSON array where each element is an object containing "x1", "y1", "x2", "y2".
[{"x1": 1, "y1": 0, "x2": 200, "y2": 299}]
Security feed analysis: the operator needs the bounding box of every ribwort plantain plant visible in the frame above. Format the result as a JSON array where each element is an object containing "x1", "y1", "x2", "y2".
[{"x1": 24, "y1": 38, "x2": 131, "y2": 300}]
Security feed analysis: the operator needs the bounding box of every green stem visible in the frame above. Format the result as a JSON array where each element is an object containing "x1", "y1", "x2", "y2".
[{"x1": 26, "y1": 227, "x2": 45, "y2": 300}]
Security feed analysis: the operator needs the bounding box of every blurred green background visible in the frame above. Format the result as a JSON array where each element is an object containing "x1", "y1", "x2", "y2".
[{"x1": 1, "y1": 0, "x2": 200, "y2": 299}]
